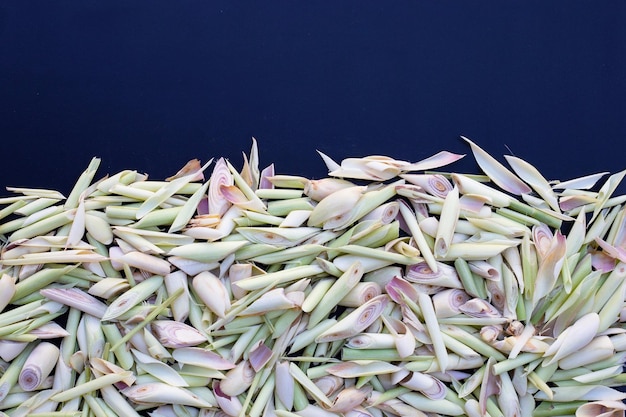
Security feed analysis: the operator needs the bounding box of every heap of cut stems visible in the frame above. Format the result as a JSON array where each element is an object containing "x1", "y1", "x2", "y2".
[{"x1": 0, "y1": 137, "x2": 625, "y2": 417}]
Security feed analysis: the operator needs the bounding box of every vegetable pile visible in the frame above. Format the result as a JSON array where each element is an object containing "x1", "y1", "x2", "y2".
[{"x1": 1, "y1": 137, "x2": 626, "y2": 417}]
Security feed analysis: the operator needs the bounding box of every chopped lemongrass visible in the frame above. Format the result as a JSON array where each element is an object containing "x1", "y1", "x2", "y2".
[{"x1": 0, "y1": 139, "x2": 625, "y2": 415}]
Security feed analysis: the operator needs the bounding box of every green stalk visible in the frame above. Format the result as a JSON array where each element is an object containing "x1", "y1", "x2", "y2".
[
  {"x1": 532, "y1": 401, "x2": 586, "y2": 417},
  {"x1": 16, "y1": 197, "x2": 61, "y2": 217},
  {"x1": 11, "y1": 264, "x2": 78, "y2": 303},
  {"x1": 267, "y1": 198, "x2": 314, "y2": 217},
  {"x1": 0, "y1": 199, "x2": 28, "y2": 221},
  {"x1": 507, "y1": 199, "x2": 562, "y2": 229},
  {"x1": 8, "y1": 209, "x2": 74, "y2": 242},
  {"x1": 109, "y1": 287, "x2": 183, "y2": 352},
  {"x1": 492, "y1": 352, "x2": 542, "y2": 375},
  {"x1": 65, "y1": 157, "x2": 101, "y2": 209},
  {"x1": 453, "y1": 257, "x2": 485, "y2": 299}
]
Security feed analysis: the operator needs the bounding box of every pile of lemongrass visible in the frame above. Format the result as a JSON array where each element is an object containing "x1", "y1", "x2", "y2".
[{"x1": 1, "y1": 137, "x2": 626, "y2": 417}]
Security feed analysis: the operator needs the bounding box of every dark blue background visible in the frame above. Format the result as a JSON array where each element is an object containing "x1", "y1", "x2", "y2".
[{"x1": 1, "y1": 2, "x2": 625, "y2": 196}]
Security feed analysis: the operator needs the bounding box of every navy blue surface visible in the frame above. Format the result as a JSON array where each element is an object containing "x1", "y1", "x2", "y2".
[{"x1": 1, "y1": 2, "x2": 625, "y2": 195}]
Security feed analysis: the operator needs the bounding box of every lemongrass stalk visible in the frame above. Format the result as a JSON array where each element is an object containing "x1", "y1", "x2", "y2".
[
  {"x1": 234, "y1": 243, "x2": 281, "y2": 261},
  {"x1": 489, "y1": 352, "x2": 543, "y2": 376},
  {"x1": 340, "y1": 348, "x2": 426, "y2": 362},
  {"x1": 271, "y1": 309, "x2": 302, "y2": 339},
  {"x1": 223, "y1": 315, "x2": 265, "y2": 331},
  {"x1": 333, "y1": 253, "x2": 393, "y2": 273},
  {"x1": 241, "y1": 210, "x2": 286, "y2": 226},
  {"x1": 584, "y1": 352, "x2": 626, "y2": 372},
  {"x1": 572, "y1": 365, "x2": 623, "y2": 384},
  {"x1": 15, "y1": 197, "x2": 61, "y2": 217},
  {"x1": 141, "y1": 327, "x2": 171, "y2": 360},
  {"x1": 21, "y1": 310, "x2": 67, "y2": 337},
  {"x1": 113, "y1": 228, "x2": 165, "y2": 253},
  {"x1": 63, "y1": 158, "x2": 100, "y2": 208},
  {"x1": 13, "y1": 389, "x2": 61, "y2": 416},
  {"x1": 289, "y1": 319, "x2": 337, "y2": 354},
  {"x1": 101, "y1": 170, "x2": 138, "y2": 190},
  {"x1": 84, "y1": 197, "x2": 135, "y2": 212},
  {"x1": 439, "y1": 239, "x2": 521, "y2": 261},
  {"x1": 440, "y1": 325, "x2": 506, "y2": 361},
  {"x1": 40, "y1": 287, "x2": 107, "y2": 318},
  {"x1": 605, "y1": 204, "x2": 626, "y2": 243},
  {"x1": 435, "y1": 186, "x2": 460, "y2": 258},
  {"x1": 350, "y1": 222, "x2": 399, "y2": 248},
  {"x1": 8, "y1": 209, "x2": 75, "y2": 242},
  {"x1": 108, "y1": 183, "x2": 167, "y2": 203},
  {"x1": 453, "y1": 258, "x2": 485, "y2": 299},
  {"x1": 290, "y1": 380, "x2": 310, "y2": 411},
  {"x1": 16, "y1": 342, "x2": 59, "y2": 392},
  {"x1": 439, "y1": 332, "x2": 480, "y2": 360},
  {"x1": 136, "y1": 167, "x2": 209, "y2": 220},
  {"x1": 546, "y1": 270, "x2": 599, "y2": 325},
  {"x1": 301, "y1": 278, "x2": 334, "y2": 313},
  {"x1": 234, "y1": 264, "x2": 323, "y2": 291},
  {"x1": 466, "y1": 215, "x2": 530, "y2": 238},
  {"x1": 81, "y1": 394, "x2": 111, "y2": 417},
  {"x1": 0, "y1": 193, "x2": 38, "y2": 204},
  {"x1": 254, "y1": 188, "x2": 304, "y2": 200},
  {"x1": 532, "y1": 401, "x2": 586, "y2": 417},
  {"x1": 128, "y1": 382, "x2": 217, "y2": 409},
  {"x1": 167, "y1": 241, "x2": 249, "y2": 263},
  {"x1": 549, "y1": 367, "x2": 590, "y2": 382},
  {"x1": 101, "y1": 324, "x2": 134, "y2": 370},
  {"x1": 129, "y1": 180, "x2": 202, "y2": 193},
  {"x1": 593, "y1": 261, "x2": 626, "y2": 313},
  {"x1": 206, "y1": 284, "x2": 275, "y2": 331},
  {"x1": 316, "y1": 295, "x2": 388, "y2": 343},
  {"x1": 11, "y1": 265, "x2": 78, "y2": 304},
  {"x1": 584, "y1": 207, "x2": 617, "y2": 245},
  {"x1": 568, "y1": 194, "x2": 626, "y2": 217},
  {"x1": 165, "y1": 193, "x2": 207, "y2": 234},
  {"x1": 598, "y1": 280, "x2": 626, "y2": 331},
  {"x1": 0, "y1": 299, "x2": 51, "y2": 327},
  {"x1": 399, "y1": 200, "x2": 438, "y2": 272},
  {"x1": 0, "y1": 326, "x2": 37, "y2": 344},
  {"x1": 0, "y1": 216, "x2": 27, "y2": 235},
  {"x1": 543, "y1": 255, "x2": 593, "y2": 314},
  {"x1": 288, "y1": 362, "x2": 333, "y2": 407},
  {"x1": 417, "y1": 292, "x2": 448, "y2": 371},
  {"x1": 0, "y1": 392, "x2": 33, "y2": 410},
  {"x1": 131, "y1": 226, "x2": 192, "y2": 254},
  {"x1": 333, "y1": 244, "x2": 421, "y2": 265},
  {"x1": 102, "y1": 275, "x2": 164, "y2": 321},
  {"x1": 19, "y1": 206, "x2": 63, "y2": 228},
  {"x1": 266, "y1": 197, "x2": 314, "y2": 217},
  {"x1": 333, "y1": 184, "x2": 398, "y2": 230},
  {"x1": 324, "y1": 225, "x2": 355, "y2": 259},
  {"x1": 313, "y1": 257, "x2": 343, "y2": 278},
  {"x1": 248, "y1": 372, "x2": 275, "y2": 417},
  {"x1": 0, "y1": 200, "x2": 28, "y2": 221},
  {"x1": 104, "y1": 205, "x2": 139, "y2": 220},
  {"x1": 110, "y1": 287, "x2": 183, "y2": 352},
  {"x1": 0, "y1": 249, "x2": 107, "y2": 266},
  {"x1": 493, "y1": 207, "x2": 541, "y2": 231},
  {"x1": 226, "y1": 158, "x2": 266, "y2": 206},
  {"x1": 399, "y1": 391, "x2": 465, "y2": 416},
  {"x1": 251, "y1": 244, "x2": 326, "y2": 265},
  {"x1": 308, "y1": 261, "x2": 363, "y2": 328},
  {"x1": 0, "y1": 343, "x2": 36, "y2": 402}
]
